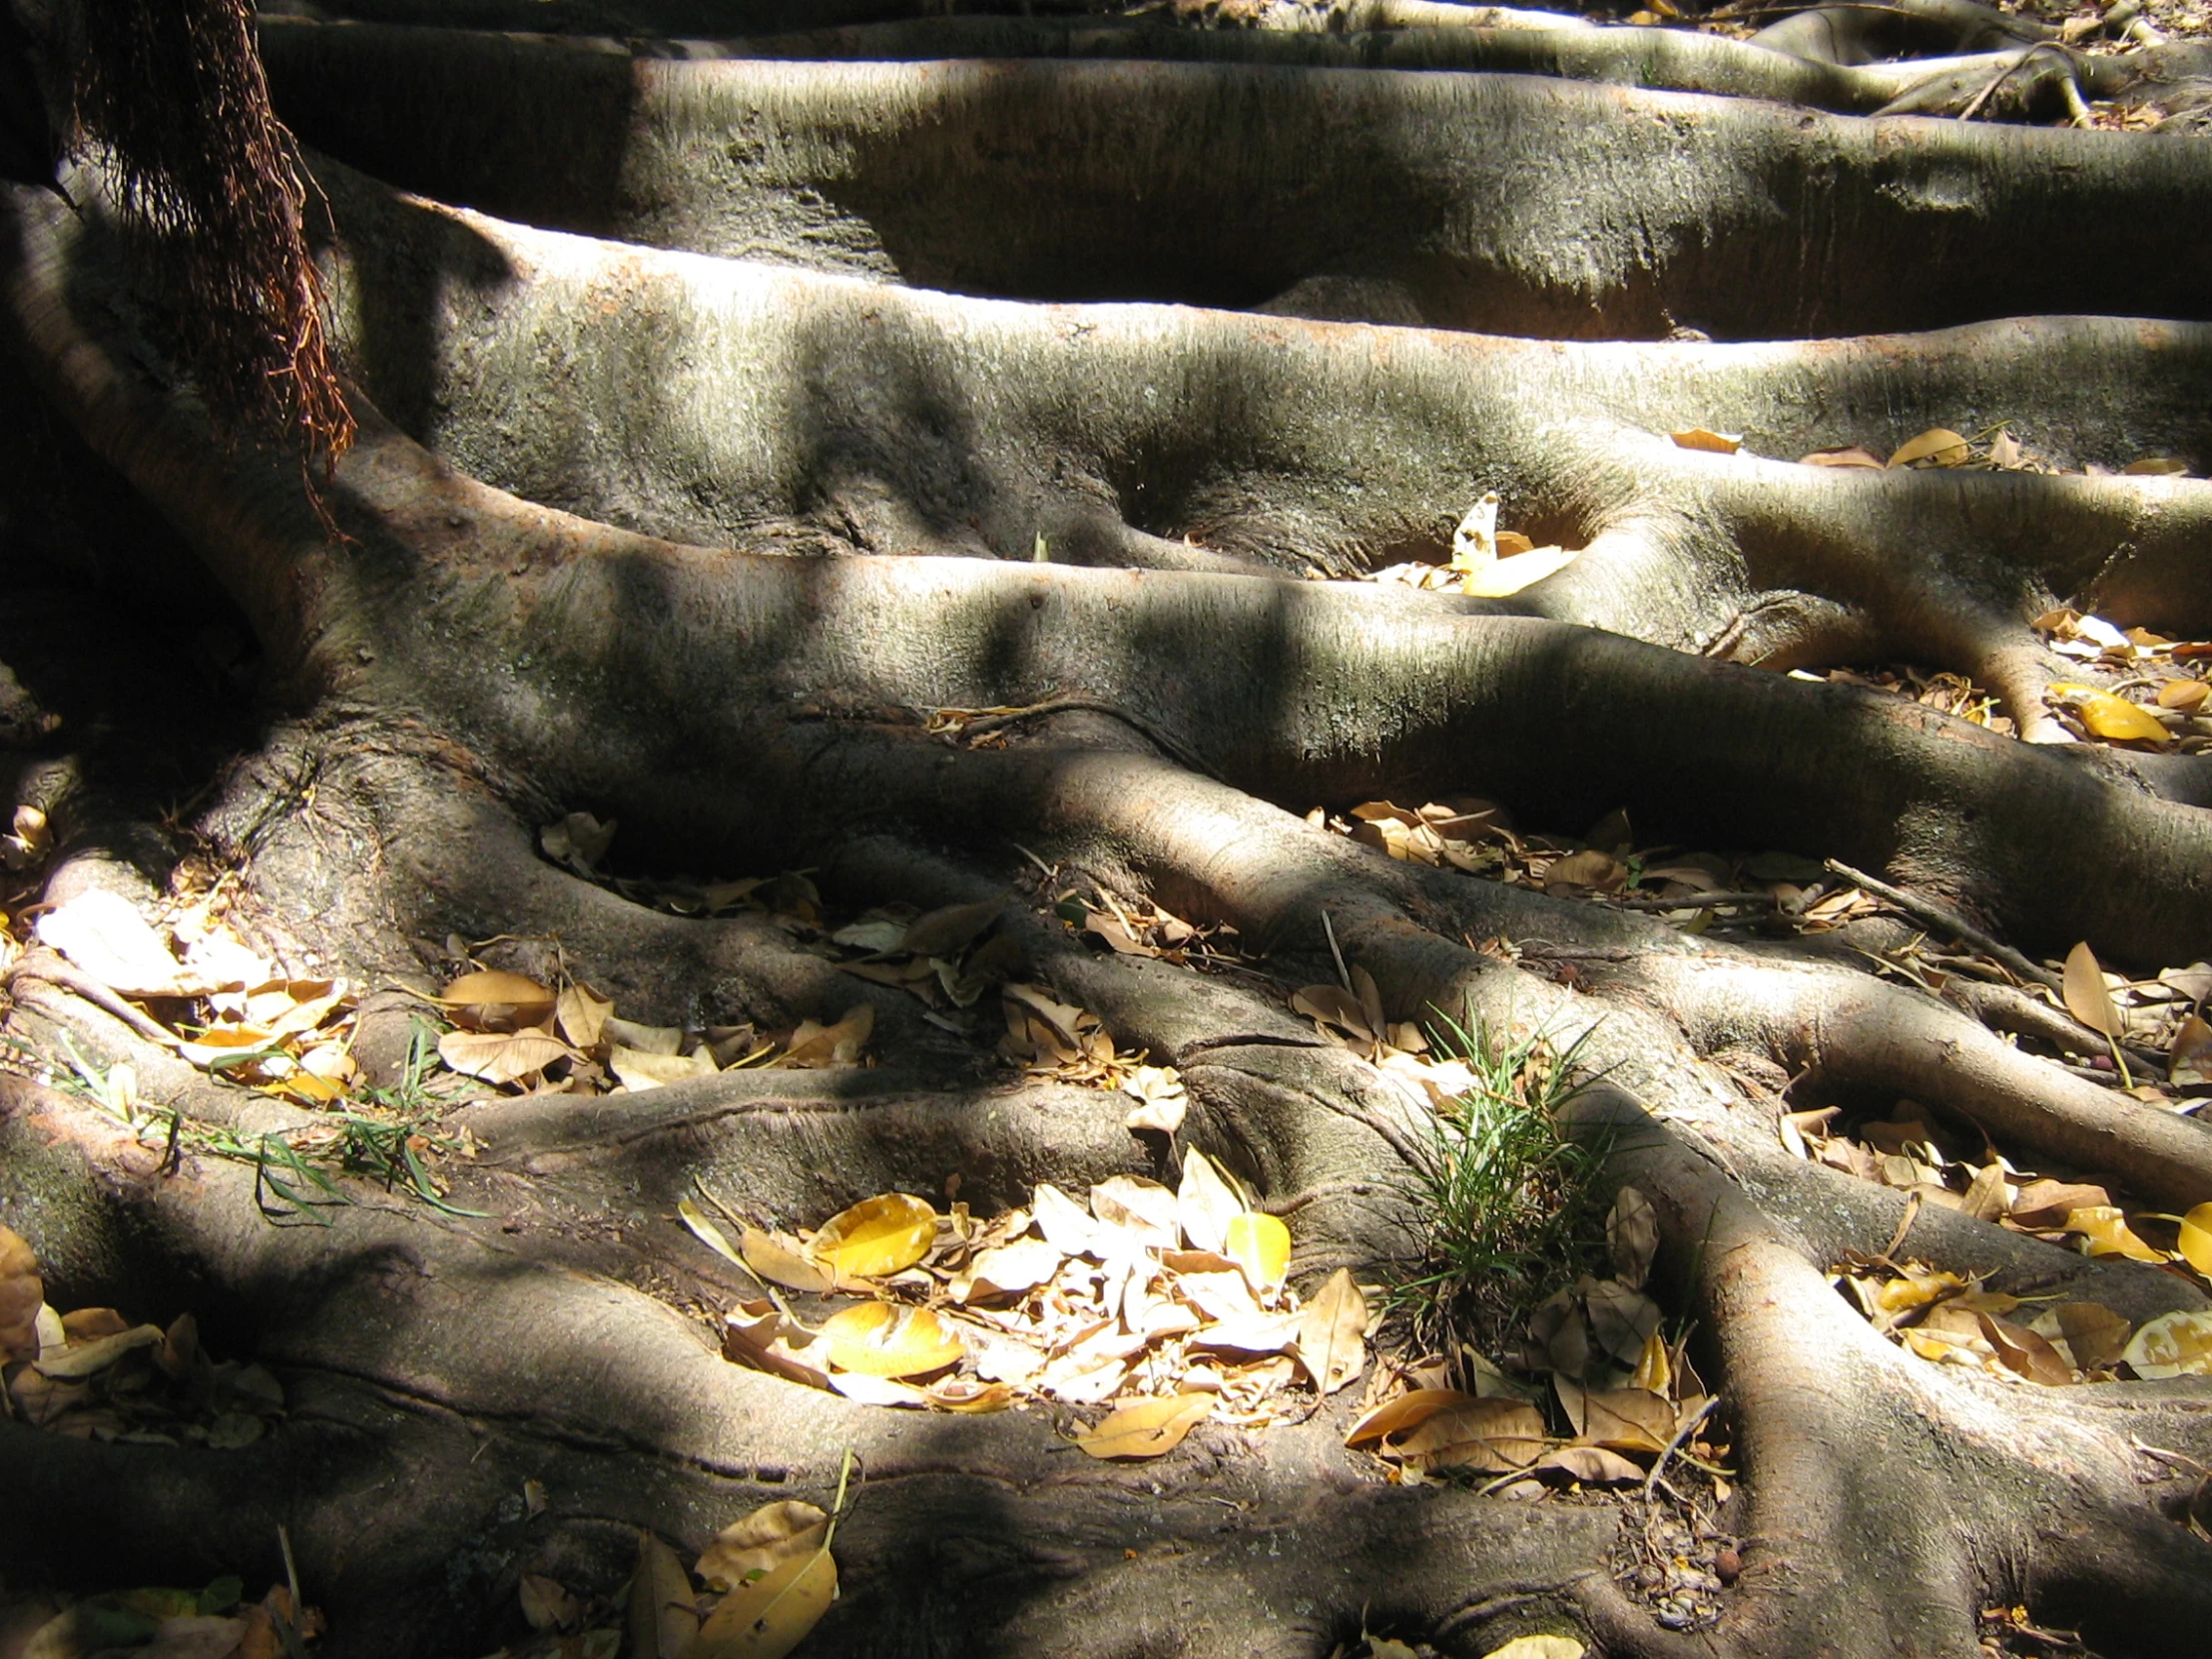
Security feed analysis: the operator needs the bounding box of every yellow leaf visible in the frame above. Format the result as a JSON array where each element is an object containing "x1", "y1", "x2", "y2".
[
  {"x1": 2177, "y1": 1203, "x2": 2212, "y2": 1278},
  {"x1": 2074, "y1": 692, "x2": 2169, "y2": 745},
  {"x1": 922, "y1": 1378, "x2": 1016, "y2": 1412},
  {"x1": 1074, "y1": 1392, "x2": 1214, "y2": 1459},
  {"x1": 439, "y1": 1027, "x2": 578, "y2": 1086},
  {"x1": 690, "y1": 1543, "x2": 836, "y2": 1659},
  {"x1": 609, "y1": 1044, "x2": 718, "y2": 1090},
  {"x1": 696, "y1": 1501, "x2": 828, "y2": 1593},
  {"x1": 1888, "y1": 427, "x2": 1969, "y2": 467},
  {"x1": 439, "y1": 969, "x2": 556, "y2": 1032},
  {"x1": 2061, "y1": 942, "x2": 2123, "y2": 1038},
  {"x1": 1483, "y1": 1637, "x2": 1586, "y2": 1659},
  {"x1": 739, "y1": 1227, "x2": 837, "y2": 1295},
  {"x1": 2062, "y1": 1206, "x2": 2164, "y2": 1263},
  {"x1": 1670, "y1": 427, "x2": 1740, "y2": 454},
  {"x1": 810, "y1": 1192, "x2": 936, "y2": 1280},
  {"x1": 820, "y1": 1302, "x2": 965, "y2": 1378},
  {"x1": 2121, "y1": 1310, "x2": 2212, "y2": 1379},
  {"x1": 1630, "y1": 1330, "x2": 1671, "y2": 1394},
  {"x1": 1293, "y1": 1268, "x2": 1368, "y2": 1395},
  {"x1": 627, "y1": 1530, "x2": 699, "y2": 1659},
  {"x1": 1224, "y1": 1211, "x2": 1291, "y2": 1301}
]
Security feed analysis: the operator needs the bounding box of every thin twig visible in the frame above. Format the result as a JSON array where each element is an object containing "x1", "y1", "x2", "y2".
[
  {"x1": 1823, "y1": 859, "x2": 2058, "y2": 990},
  {"x1": 1642, "y1": 1395, "x2": 1721, "y2": 1501}
]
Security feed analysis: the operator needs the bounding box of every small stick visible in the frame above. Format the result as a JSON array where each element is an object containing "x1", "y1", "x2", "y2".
[
  {"x1": 1642, "y1": 1395, "x2": 1721, "y2": 1501},
  {"x1": 1824, "y1": 859, "x2": 2059, "y2": 991}
]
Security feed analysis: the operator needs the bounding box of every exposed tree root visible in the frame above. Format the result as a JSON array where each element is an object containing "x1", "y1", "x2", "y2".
[{"x1": 5, "y1": 6, "x2": 2212, "y2": 1655}]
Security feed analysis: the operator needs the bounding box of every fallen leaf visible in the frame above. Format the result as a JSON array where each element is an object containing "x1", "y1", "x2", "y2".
[
  {"x1": 721, "y1": 1302, "x2": 832, "y2": 1387},
  {"x1": 35, "y1": 887, "x2": 190, "y2": 996},
  {"x1": 1176, "y1": 1147, "x2": 1246, "y2": 1254},
  {"x1": 1573, "y1": 1385, "x2": 1673, "y2": 1453},
  {"x1": 1483, "y1": 1637, "x2": 1586, "y2": 1659},
  {"x1": 2035, "y1": 1302, "x2": 2133, "y2": 1372},
  {"x1": 439, "y1": 969, "x2": 557, "y2": 1032},
  {"x1": 1799, "y1": 446, "x2": 1884, "y2": 469},
  {"x1": 778, "y1": 1004, "x2": 873, "y2": 1068},
  {"x1": 605, "y1": 1016, "x2": 683, "y2": 1055},
  {"x1": 681, "y1": 1200, "x2": 748, "y2": 1269},
  {"x1": 1121, "y1": 1064, "x2": 1187, "y2": 1133},
  {"x1": 540, "y1": 811, "x2": 616, "y2": 871},
  {"x1": 556, "y1": 982, "x2": 614, "y2": 1050},
  {"x1": 1463, "y1": 546, "x2": 1580, "y2": 597},
  {"x1": 1534, "y1": 1444, "x2": 1644, "y2": 1484},
  {"x1": 954, "y1": 1236, "x2": 1062, "y2": 1302},
  {"x1": 2157, "y1": 679, "x2": 2210, "y2": 713},
  {"x1": 1090, "y1": 1176, "x2": 1181, "y2": 1251},
  {"x1": 1224, "y1": 1211, "x2": 1292, "y2": 1301},
  {"x1": 1031, "y1": 1181, "x2": 1106, "y2": 1257},
  {"x1": 2072, "y1": 692, "x2": 2170, "y2": 745},
  {"x1": 2122, "y1": 1310, "x2": 2212, "y2": 1379},
  {"x1": 2122, "y1": 455, "x2": 2190, "y2": 476},
  {"x1": 1543, "y1": 849, "x2": 1626, "y2": 893},
  {"x1": 689, "y1": 1535, "x2": 836, "y2": 1659},
  {"x1": 1397, "y1": 1397, "x2": 1547, "y2": 1469},
  {"x1": 1976, "y1": 1313, "x2": 2074, "y2": 1384},
  {"x1": 1888, "y1": 427, "x2": 1969, "y2": 467},
  {"x1": 2063, "y1": 1206, "x2": 2164, "y2": 1263},
  {"x1": 739, "y1": 1228, "x2": 838, "y2": 1295},
  {"x1": 33, "y1": 1323, "x2": 163, "y2": 1379},
  {"x1": 1583, "y1": 1279, "x2": 1662, "y2": 1367},
  {"x1": 1606, "y1": 1188, "x2": 1659, "y2": 1288},
  {"x1": 1451, "y1": 494, "x2": 1499, "y2": 567},
  {"x1": 2170, "y1": 1013, "x2": 2212, "y2": 1086},
  {"x1": 1671, "y1": 427, "x2": 1741, "y2": 454},
  {"x1": 0, "y1": 1225, "x2": 40, "y2": 1363},
  {"x1": 2061, "y1": 942, "x2": 2124, "y2": 1038},
  {"x1": 810, "y1": 1192, "x2": 937, "y2": 1279},
  {"x1": 820, "y1": 1301, "x2": 965, "y2": 1378},
  {"x1": 1345, "y1": 1387, "x2": 1478, "y2": 1445},
  {"x1": 922, "y1": 1377, "x2": 1016, "y2": 1412},
  {"x1": 2008, "y1": 1179, "x2": 2110, "y2": 1229},
  {"x1": 519, "y1": 1574, "x2": 576, "y2": 1632},
  {"x1": 1075, "y1": 1392, "x2": 1213, "y2": 1459},
  {"x1": 696, "y1": 1500, "x2": 829, "y2": 1593},
  {"x1": 1293, "y1": 1268, "x2": 1367, "y2": 1394},
  {"x1": 627, "y1": 1530, "x2": 700, "y2": 1659},
  {"x1": 2177, "y1": 1203, "x2": 2212, "y2": 1278},
  {"x1": 900, "y1": 900, "x2": 1002, "y2": 958},
  {"x1": 440, "y1": 1027, "x2": 578, "y2": 1085}
]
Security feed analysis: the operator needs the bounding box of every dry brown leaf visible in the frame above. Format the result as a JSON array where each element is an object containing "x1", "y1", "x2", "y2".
[
  {"x1": 2157, "y1": 679, "x2": 2210, "y2": 713},
  {"x1": 1573, "y1": 1385, "x2": 1674, "y2": 1453},
  {"x1": 1534, "y1": 1444, "x2": 1644, "y2": 1484},
  {"x1": 519, "y1": 1574, "x2": 577, "y2": 1632},
  {"x1": 1583, "y1": 1280, "x2": 1662, "y2": 1367},
  {"x1": 1799, "y1": 446, "x2": 1884, "y2": 469},
  {"x1": 33, "y1": 887, "x2": 191, "y2": 996},
  {"x1": 1293, "y1": 1268, "x2": 1368, "y2": 1394},
  {"x1": 1345, "y1": 1387, "x2": 1478, "y2": 1445},
  {"x1": 33, "y1": 1323, "x2": 163, "y2": 1379},
  {"x1": 441, "y1": 1026, "x2": 578, "y2": 1086},
  {"x1": 721, "y1": 1301, "x2": 832, "y2": 1387},
  {"x1": 1482, "y1": 1638, "x2": 1586, "y2": 1659},
  {"x1": 1075, "y1": 1391, "x2": 1213, "y2": 1459},
  {"x1": 779, "y1": 1004, "x2": 873, "y2": 1068},
  {"x1": 2031, "y1": 1302, "x2": 2132, "y2": 1372},
  {"x1": 556, "y1": 982, "x2": 614, "y2": 1050},
  {"x1": 1176, "y1": 1147, "x2": 1246, "y2": 1254},
  {"x1": 2061, "y1": 941, "x2": 2123, "y2": 1039},
  {"x1": 2123, "y1": 456, "x2": 2190, "y2": 476},
  {"x1": 2008, "y1": 1179, "x2": 2111, "y2": 1229},
  {"x1": 901, "y1": 900, "x2": 1002, "y2": 958},
  {"x1": 1543, "y1": 849, "x2": 1626, "y2": 893},
  {"x1": 1291, "y1": 983, "x2": 1375, "y2": 1043},
  {"x1": 1031, "y1": 1181, "x2": 1105, "y2": 1257},
  {"x1": 627, "y1": 1530, "x2": 700, "y2": 1659},
  {"x1": 1396, "y1": 1397, "x2": 1547, "y2": 1469},
  {"x1": 2170, "y1": 1012, "x2": 2212, "y2": 1086},
  {"x1": 439, "y1": 969, "x2": 557, "y2": 1032},
  {"x1": 1975, "y1": 1313, "x2": 2074, "y2": 1385},
  {"x1": 955, "y1": 1236, "x2": 1062, "y2": 1302},
  {"x1": 1606, "y1": 1189, "x2": 1658, "y2": 1289}
]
